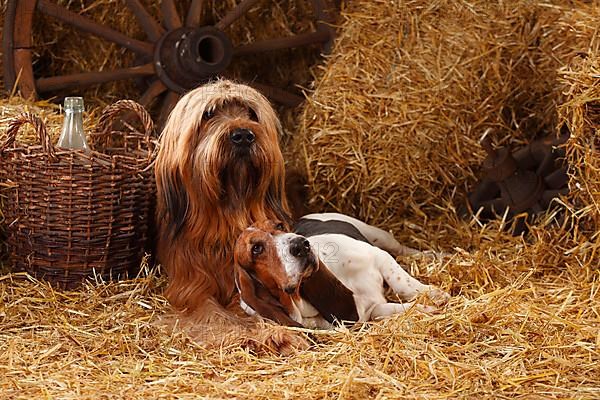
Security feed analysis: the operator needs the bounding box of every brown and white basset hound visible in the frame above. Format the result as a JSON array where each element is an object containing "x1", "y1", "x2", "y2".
[{"x1": 233, "y1": 213, "x2": 450, "y2": 328}]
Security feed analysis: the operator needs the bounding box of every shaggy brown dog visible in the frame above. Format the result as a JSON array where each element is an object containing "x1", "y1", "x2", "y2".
[
  {"x1": 155, "y1": 80, "x2": 292, "y2": 318},
  {"x1": 155, "y1": 80, "x2": 303, "y2": 349}
]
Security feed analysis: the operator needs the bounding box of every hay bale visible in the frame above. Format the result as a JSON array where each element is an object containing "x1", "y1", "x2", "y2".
[
  {"x1": 294, "y1": 0, "x2": 599, "y2": 256},
  {"x1": 554, "y1": 53, "x2": 600, "y2": 268}
]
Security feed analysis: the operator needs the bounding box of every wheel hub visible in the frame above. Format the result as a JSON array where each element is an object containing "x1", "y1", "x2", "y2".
[{"x1": 154, "y1": 26, "x2": 233, "y2": 93}]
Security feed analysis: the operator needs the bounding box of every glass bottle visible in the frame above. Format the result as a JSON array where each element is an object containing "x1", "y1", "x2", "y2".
[{"x1": 57, "y1": 97, "x2": 89, "y2": 151}]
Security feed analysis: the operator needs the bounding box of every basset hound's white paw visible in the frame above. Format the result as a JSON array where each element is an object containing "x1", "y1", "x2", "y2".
[
  {"x1": 424, "y1": 286, "x2": 451, "y2": 307},
  {"x1": 413, "y1": 304, "x2": 438, "y2": 314}
]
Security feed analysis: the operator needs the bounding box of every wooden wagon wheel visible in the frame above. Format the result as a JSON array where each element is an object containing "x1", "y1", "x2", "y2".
[{"x1": 2, "y1": 0, "x2": 336, "y2": 121}]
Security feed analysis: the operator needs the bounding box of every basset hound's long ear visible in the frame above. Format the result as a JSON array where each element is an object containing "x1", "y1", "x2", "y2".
[
  {"x1": 234, "y1": 265, "x2": 303, "y2": 328},
  {"x1": 300, "y1": 259, "x2": 359, "y2": 324}
]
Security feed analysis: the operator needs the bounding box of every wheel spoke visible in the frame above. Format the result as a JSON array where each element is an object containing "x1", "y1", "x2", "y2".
[
  {"x1": 8, "y1": 0, "x2": 36, "y2": 47},
  {"x1": 3, "y1": 0, "x2": 35, "y2": 92},
  {"x1": 248, "y1": 83, "x2": 304, "y2": 107},
  {"x1": 36, "y1": 63, "x2": 155, "y2": 92},
  {"x1": 161, "y1": 0, "x2": 182, "y2": 30},
  {"x1": 185, "y1": 0, "x2": 204, "y2": 27},
  {"x1": 310, "y1": 0, "x2": 336, "y2": 52},
  {"x1": 159, "y1": 91, "x2": 181, "y2": 125},
  {"x1": 125, "y1": 0, "x2": 165, "y2": 42},
  {"x1": 37, "y1": 0, "x2": 153, "y2": 55},
  {"x1": 215, "y1": 0, "x2": 261, "y2": 31},
  {"x1": 139, "y1": 79, "x2": 167, "y2": 107},
  {"x1": 234, "y1": 31, "x2": 331, "y2": 56},
  {"x1": 311, "y1": 0, "x2": 334, "y2": 23},
  {"x1": 14, "y1": 49, "x2": 36, "y2": 98}
]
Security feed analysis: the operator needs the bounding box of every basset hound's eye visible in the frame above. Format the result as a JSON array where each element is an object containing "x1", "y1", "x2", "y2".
[
  {"x1": 202, "y1": 109, "x2": 215, "y2": 121},
  {"x1": 275, "y1": 222, "x2": 286, "y2": 231},
  {"x1": 251, "y1": 243, "x2": 264, "y2": 256}
]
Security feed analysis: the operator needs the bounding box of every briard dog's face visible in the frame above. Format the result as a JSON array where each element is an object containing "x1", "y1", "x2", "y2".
[
  {"x1": 156, "y1": 80, "x2": 288, "y2": 241},
  {"x1": 193, "y1": 98, "x2": 278, "y2": 204}
]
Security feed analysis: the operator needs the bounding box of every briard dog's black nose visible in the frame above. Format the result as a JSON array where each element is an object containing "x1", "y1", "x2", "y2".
[{"x1": 230, "y1": 128, "x2": 255, "y2": 146}]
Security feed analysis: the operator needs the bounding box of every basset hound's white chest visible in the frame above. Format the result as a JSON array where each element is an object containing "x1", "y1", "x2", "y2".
[{"x1": 306, "y1": 234, "x2": 389, "y2": 322}]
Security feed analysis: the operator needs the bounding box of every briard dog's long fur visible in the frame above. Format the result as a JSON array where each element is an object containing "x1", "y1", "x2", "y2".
[{"x1": 155, "y1": 80, "x2": 292, "y2": 323}]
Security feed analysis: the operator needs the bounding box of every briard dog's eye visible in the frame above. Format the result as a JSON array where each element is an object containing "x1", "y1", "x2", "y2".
[
  {"x1": 203, "y1": 109, "x2": 215, "y2": 121},
  {"x1": 251, "y1": 243, "x2": 264, "y2": 256},
  {"x1": 249, "y1": 108, "x2": 258, "y2": 122}
]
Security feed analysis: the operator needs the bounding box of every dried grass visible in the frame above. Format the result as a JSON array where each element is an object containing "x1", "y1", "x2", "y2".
[
  {"x1": 556, "y1": 54, "x2": 600, "y2": 268},
  {"x1": 293, "y1": 0, "x2": 599, "y2": 252},
  {"x1": 2, "y1": 1, "x2": 600, "y2": 398},
  {"x1": 1, "y1": 249, "x2": 599, "y2": 398}
]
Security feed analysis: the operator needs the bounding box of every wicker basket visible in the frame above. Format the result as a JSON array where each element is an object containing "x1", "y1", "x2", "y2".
[{"x1": 0, "y1": 100, "x2": 157, "y2": 288}]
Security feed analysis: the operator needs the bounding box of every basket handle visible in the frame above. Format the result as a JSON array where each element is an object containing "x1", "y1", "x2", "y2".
[
  {"x1": 1, "y1": 112, "x2": 57, "y2": 159},
  {"x1": 96, "y1": 99, "x2": 155, "y2": 141}
]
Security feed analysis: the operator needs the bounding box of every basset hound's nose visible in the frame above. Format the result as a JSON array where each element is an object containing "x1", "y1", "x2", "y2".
[
  {"x1": 290, "y1": 237, "x2": 311, "y2": 259},
  {"x1": 230, "y1": 128, "x2": 255, "y2": 146}
]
